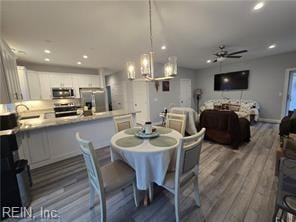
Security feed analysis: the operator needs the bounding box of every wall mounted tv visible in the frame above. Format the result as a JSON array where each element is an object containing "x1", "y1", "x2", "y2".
[{"x1": 214, "y1": 70, "x2": 249, "y2": 91}]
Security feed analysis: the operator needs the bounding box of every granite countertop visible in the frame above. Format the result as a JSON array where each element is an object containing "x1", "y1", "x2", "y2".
[{"x1": 17, "y1": 109, "x2": 140, "y2": 132}]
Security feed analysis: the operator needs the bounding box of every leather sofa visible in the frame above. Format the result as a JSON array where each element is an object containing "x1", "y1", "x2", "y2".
[{"x1": 199, "y1": 110, "x2": 250, "y2": 149}]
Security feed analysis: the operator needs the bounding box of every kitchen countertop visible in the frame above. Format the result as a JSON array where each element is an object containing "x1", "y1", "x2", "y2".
[{"x1": 17, "y1": 109, "x2": 140, "y2": 132}]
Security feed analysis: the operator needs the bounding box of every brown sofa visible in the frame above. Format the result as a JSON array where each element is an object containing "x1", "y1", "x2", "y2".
[{"x1": 199, "y1": 110, "x2": 250, "y2": 149}]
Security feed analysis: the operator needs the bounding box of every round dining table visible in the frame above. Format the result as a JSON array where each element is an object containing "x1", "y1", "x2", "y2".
[{"x1": 110, "y1": 126, "x2": 182, "y2": 190}]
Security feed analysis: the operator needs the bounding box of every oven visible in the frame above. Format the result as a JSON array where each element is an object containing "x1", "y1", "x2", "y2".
[
  {"x1": 54, "y1": 103, "x2": 80, "y2": 118},
  {"x1": 51, "y1": 88, "x2": 74, "y2": 99}
]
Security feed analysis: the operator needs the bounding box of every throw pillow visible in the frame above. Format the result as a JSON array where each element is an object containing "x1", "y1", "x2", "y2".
[
  {"x1": 205, "y1": 102, "x2": 214, "y2": 110},
  {"x1": 240, "y1": 103, "x2": 251, "y2": 113},
  {"x1": 229, "y1": 104, "x2": 240, "y2": 111}
]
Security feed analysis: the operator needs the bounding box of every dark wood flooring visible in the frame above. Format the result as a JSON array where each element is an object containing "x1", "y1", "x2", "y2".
[{"x1": 10, "y1": 123, "x2": 295, "y2": 222}]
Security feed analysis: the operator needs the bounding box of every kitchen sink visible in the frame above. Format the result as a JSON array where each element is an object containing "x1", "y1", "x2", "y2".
[{"x1": 19, "y1": 115, "x2": 40, "y2": 120}]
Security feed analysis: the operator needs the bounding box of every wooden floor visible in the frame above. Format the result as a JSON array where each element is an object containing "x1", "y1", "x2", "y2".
[{"x1": 11, "y1": 123, "x2": 293, "y2": 222}]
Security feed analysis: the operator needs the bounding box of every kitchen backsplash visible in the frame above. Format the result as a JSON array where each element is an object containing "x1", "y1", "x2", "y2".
[{"x1": 0, "y1": 98, "x2": 81, "y2": 114}]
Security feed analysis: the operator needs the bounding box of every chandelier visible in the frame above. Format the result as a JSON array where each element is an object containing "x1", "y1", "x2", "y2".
[{"x1": 126, "y1": 0, "x2": 177, "y2": 81}]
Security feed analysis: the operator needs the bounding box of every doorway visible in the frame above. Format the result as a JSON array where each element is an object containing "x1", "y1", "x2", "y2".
[
  {"x1": 106, "y1": 85, "x2": 112, "y2": 111},
  {"x1": 180, "y1": 79, "x2": 192, "y2": 107},
  {"x1": 283, "y1": 69, "x2": 296, "y2": 116},
  {"x1": 132, "y1": 80, "x2": 150, "y2": 125}
]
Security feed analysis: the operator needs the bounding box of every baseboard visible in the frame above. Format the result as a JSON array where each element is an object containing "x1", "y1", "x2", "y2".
[{"x1": 258, "y1": 118, "x2": 281, "y2": 124}]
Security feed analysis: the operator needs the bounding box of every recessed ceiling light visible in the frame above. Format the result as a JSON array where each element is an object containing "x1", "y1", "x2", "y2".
[
  {"x1": 44, "y1": 58, "x2": 50, "y2": 62},
  {"x1": 207, "y1": 60, "x2": 211, "y2": 63},
  {"x1": 44, "y1": 49, "x2": 51, "y2": 54},
  {"x1": 161, "y1": 45, "x2": 166, "y2": 50},
  {"x1": 268, "y1": 44, "x2": 276, "y2": 49},
  {"x1": 83, "y1": 55, "x2": 88, "y2": 59},
  {"x1": 253, "y1": 2, "x2": 264, "y2": 10},
  {"x1": 77, "y1": 61, "x2": 82, "y2": 65}
]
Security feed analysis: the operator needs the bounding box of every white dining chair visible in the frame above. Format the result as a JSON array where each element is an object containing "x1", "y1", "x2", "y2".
[
  {"x1": 160, "y1": 128, "x2": 206, "y2": 222},
  {"x1": 166, "y1": 113, "x2": 186, "y2": 136},
  {"x1": 75, "y1": 132, "x2": 139, "y2": 222},
  {"x1": 113, "y1": 114, "x2": 133, "y2": 132}
]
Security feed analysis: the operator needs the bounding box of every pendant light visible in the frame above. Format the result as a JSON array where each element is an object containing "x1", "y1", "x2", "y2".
[{"x1": 126, "y1": 0, "x2": 177, "y2": 81}]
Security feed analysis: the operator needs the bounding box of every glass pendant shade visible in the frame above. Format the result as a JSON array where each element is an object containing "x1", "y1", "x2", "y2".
[
  {"x1": 125, "y1": 0, "x2": 177, "y2": 81},
  {"x1": 164, "y1": 62, "x2": 173, "y2": 77},
  {"x1": 140, "y1": 54, "x2": 150, "y2": 76},
  {"x1": 168, "y1": 56, "x2": 177, "y2": 76},
  {"x1": 126, "y1": 61, "x2": 136, "y2": 80}
]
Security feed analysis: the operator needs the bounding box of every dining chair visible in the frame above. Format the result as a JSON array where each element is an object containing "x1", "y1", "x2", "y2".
[
  {"x1": 113, "y1": 114, "x2": 133, "y2": 132},
  {"x1": 160, "y1": 128, "x2": 206, "y2": 222},
  {"x1": 75, "y1": 132, "x2": 139, "y2": 222},
  {"x1": 166, "y1": 113, "x2": 186, "y2": 136},
  {"x1": 272, "y1": 158, "x2": 296, "y2": 222}
]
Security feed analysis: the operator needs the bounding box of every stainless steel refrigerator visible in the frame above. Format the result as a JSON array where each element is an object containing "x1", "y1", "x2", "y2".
[{"x1": 80, "y1": 88, "x2": 107, "y2": 112}]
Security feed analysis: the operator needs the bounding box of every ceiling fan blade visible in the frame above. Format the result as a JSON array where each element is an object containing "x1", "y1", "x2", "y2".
[
  {"x1": 226, "y1": 55, "x2": 242, "y2": 58},
  {"x1": 227, "y1": 50, "x2": 248, "y2": 56}
]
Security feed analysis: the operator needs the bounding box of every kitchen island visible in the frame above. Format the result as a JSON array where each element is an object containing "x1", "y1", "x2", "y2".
[{"x1": 17, "y1": 110, "x2": 139, "y2": 169}]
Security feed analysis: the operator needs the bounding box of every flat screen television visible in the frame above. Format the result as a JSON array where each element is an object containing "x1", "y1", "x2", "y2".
[{"x1": 214, "y1": 70, "x2": 249, "y2": 91}]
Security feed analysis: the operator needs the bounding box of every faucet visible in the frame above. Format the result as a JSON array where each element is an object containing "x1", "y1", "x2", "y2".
[{"x1": 15, "y1": 104, "x2": 30, "y2": 115}]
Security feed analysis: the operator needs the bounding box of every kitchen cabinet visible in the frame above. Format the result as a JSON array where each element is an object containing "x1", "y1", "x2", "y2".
[
  {"x1": 1, "y1": 39, "x2": 22, "y2": 102},
  {"x1": 72, "y1": 74, "x2": 83, "y2": 98},
  {"x1": 49, "y1": 73, "x2": 73, "y2": 88},
  {"x1": 90, "y1": 75, "x2": 101, "y2": 87},
  {"x1": 27, "y1": 70, "x2": 41, "y2": 100},
  {"x1": 72, "y1": 74, "x2": 101, "y2": 98},
  {"x1": 15, "y1": 69, "x2": 103, "y2": 100},
  {"x1": 20, "y1": 129, "x2": 50, "y2": 166},
  {"x1": 0, "y1": 51, "x2": 10, "y2": 104},
  {"x1": 17, "y1": 66, "x2": 31, "y2": 101},
  {"x1": 39, "y1": 72, "x2": 51, "y2": 99},
  {"x1": 17, "y1": 115, "x2": 122, "y2": 169}
]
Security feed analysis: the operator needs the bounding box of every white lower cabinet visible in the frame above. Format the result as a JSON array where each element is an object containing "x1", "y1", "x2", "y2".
[
  {"x1": 18, "y1": 117, "x2": 117, "y2": 169},
  {"x1": 18, "y1": 129, "x2": 50, "y2": 167}
]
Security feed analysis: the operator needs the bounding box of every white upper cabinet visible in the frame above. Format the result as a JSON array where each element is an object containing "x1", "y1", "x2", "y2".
[
  {"x1": 16, "y1": 69, "x2": 103, "y2": 100},
  {"x1": 72, "y1": 74, "x2": 101, "y2": 98},
  {"x1": 90, "y1": 75, "x2": 101, "y2": 87},
  {"x1": 49, "y1": 73, "x2": 73, "y2": 88},
  {"x1": 39, "y1": 72, "x2": 52, "y2": 99},
  {"x1": 17, "y1": 66, "x2": 31, "y2": 101},
  {"x1": 1, "y1": 39, "x2": 22, "y2": 102},
  {"x1": 72, "y1": 74, "x2": 83, "y2": 98},
  {"x1": 27, "y1": 70, "x2": 41, "y2": 100}
]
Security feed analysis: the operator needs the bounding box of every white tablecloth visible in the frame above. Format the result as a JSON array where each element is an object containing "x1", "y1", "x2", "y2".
[
  {"x1": 110, "y1": 127, "x2": 182, "y2": 190},
  {"x1": 170, "y1": 107, "x2": 198, "y2": 135}
]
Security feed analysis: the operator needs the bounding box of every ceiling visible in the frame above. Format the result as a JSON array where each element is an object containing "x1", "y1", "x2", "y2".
[{"x1": 1, "y1": 0, "x2": 296, "y2": 73}]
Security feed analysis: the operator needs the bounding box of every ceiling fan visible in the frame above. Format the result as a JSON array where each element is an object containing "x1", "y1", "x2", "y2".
[{"x1": 212, "y1": 45, "x2": 248, "y2": 63}]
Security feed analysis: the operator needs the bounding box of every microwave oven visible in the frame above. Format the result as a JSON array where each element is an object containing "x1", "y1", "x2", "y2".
[{"x1": 51, "y1": 88, "x2": 74, "y2": 99}]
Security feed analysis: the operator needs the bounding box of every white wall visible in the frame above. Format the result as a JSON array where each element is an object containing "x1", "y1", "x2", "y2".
[
  {"x1": 148, "y1": 63, "x2": 196, "y2": 123},
  {"x1": 194, "y1": 51, "x2": 296, "y2": 121}
]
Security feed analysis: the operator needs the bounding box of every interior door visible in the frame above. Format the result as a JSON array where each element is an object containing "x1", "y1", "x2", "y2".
[
  {"x1": 132, "y1": 81, "x2": 150, "y2": 125},
  {"x1": 180, "y1": 79, "x2": 192, "y2": 107}
]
